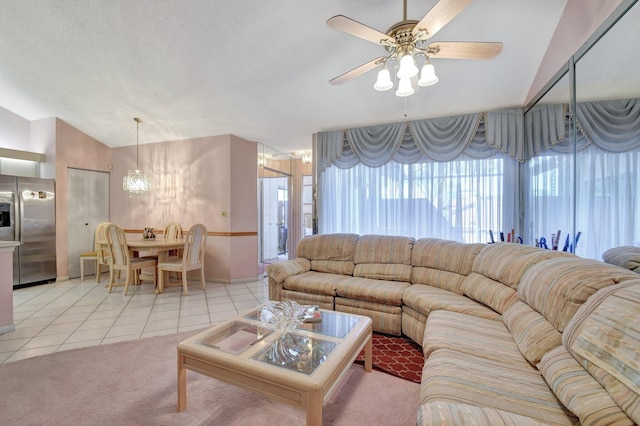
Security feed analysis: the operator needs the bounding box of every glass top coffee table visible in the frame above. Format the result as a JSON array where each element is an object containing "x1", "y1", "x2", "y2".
[{"x1": 177, "y1": 304, "x2": 372, "y2": 425}]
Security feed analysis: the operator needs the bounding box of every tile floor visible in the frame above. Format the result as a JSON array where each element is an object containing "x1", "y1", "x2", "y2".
[{"x1": 0, "y1": 276, "x2": 269, "y2": 364}]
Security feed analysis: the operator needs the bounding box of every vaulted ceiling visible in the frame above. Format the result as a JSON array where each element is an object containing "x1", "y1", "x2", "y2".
[{"x1": 0, "y1": 1, "x2": 633, "y2": 156}]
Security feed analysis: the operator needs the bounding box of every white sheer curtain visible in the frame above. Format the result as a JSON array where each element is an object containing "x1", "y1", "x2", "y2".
[
  {"x1": 319, "y1": 156, "x2": 519, "y2": 243},
  {"x1": 526, "y1": 145, "x2": 640, "y2": 259}
]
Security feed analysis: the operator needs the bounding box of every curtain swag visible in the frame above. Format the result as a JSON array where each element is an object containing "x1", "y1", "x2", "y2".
[{"x1": 317, "y1": 97, "x2": 640, "y2": 172}]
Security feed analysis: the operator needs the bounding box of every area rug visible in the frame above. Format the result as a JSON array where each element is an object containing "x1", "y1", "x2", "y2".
[
  {"x1": 355, "y1": 333, "x2": 424, "y2": 384},
  {"x1": 0, "y1": 330, "x2": 419, "y2": 426}
]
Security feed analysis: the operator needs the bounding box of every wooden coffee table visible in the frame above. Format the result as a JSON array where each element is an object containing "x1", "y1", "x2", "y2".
[{"x1": 177, "y1": 305, "x2": 372, "y2": 425}]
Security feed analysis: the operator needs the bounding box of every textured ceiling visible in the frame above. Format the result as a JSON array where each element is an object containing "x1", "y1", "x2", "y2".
[{"x1": 0, "y1": 0, "x2": 587, "y2": 155}]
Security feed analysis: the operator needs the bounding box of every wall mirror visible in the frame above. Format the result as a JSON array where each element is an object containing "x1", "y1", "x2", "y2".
[{"x1": 524, "y1": 0, "x2": 640, "y2": 259}]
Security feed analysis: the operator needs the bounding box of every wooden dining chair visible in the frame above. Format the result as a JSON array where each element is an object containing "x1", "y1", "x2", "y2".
[
  {"x1": 79, "y1": 250, "x2": 98, "y2": 281},
  {"x1": 95, "y1": 221, "x2": 112, "y2": 283},
  {"x1": 163, "y1": 222, "x2": 183, "y2": 240},
  {"x1": 105, "y1": 223, "x2": 157, "y2": 295},
  {"x1": 157, "y1": 223, "x2": 207, "y2": 295}
]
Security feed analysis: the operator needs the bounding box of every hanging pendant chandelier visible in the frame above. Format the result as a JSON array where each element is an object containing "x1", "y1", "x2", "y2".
[{"x1": 122, "y1": 117, "x2": 151, "y2": 197}]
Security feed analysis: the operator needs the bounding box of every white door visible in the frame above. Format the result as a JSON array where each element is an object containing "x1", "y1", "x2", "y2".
[{"x1": 67, "y1": 168, "x2": 110, "y2": 279}]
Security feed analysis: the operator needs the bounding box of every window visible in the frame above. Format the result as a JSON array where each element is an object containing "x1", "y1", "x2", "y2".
[
  {"x1": 526, "y1": 145, "x2": 640, "y2": 259},
  {"x1": 319, "y1": 156, "x2": 518, "y2": 243}
]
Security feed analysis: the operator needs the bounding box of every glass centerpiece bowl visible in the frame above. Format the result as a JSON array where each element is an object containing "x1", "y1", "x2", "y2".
[{"x1": 260, "y1": 300, "x2": 307, "y2": 333}]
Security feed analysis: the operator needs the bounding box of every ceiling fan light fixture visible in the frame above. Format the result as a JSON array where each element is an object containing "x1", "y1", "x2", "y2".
[
  {"x1": 395, "y1": 76, "x2": 414, "y2": 97},
  {"x1": 397, "y1": 52, "x2": 418, "y2": 79},
  {"x1": 374, "y1": 65, "x2": 393, "y2": 91},
  {"x1": 418, "y1": 61, "x2": 439, "y2": 87}
]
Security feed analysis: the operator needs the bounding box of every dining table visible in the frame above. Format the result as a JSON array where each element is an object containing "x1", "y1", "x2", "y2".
[{"x1": 97, "y1": 236, "x2": 186, "y2": 293}]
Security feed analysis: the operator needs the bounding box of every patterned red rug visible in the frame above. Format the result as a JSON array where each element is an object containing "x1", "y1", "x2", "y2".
[{"x1": 355, "y1": 333, "x2": 424, "y2": 384}]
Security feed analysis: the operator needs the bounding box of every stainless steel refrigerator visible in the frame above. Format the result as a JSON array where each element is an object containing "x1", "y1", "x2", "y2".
[{"x1": 0, "y1": 175, "x2": 56, "y2": 288}]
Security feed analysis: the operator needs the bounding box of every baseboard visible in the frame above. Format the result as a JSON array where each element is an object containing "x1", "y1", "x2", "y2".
[{"x1": 0, "y1": 323, "x2": 16, "y2": 335}]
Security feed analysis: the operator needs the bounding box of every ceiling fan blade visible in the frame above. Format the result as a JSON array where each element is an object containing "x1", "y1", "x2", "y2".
[
  {"x1": 412, "y1": 0, "x2": 473, "y2": 39},
  {"x1": 329, "y1": 57, "x2": 386, "y2": 85},
  {"x1": 327, "y1": 15, "x2": 393, "y2": 45},
  {"x1": 427, "y1": 42, "x2": 503, "y2": 60}
]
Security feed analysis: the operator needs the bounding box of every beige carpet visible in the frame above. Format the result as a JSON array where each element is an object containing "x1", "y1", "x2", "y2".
[{"x1": 0, "y1": 330, "x2": 420, "y2": 425}]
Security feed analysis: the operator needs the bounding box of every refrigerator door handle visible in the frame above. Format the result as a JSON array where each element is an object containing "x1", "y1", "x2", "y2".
[{"x1": 18, "y1": 191, "x2": 24, "y2": 243}]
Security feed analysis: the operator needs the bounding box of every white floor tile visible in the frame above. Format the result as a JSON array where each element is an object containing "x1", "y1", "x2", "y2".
[
  {"x1": 77, "y1": 317, "x2": 117, "y2": 331},
  {"x1": 21, "y1": 333, "x2": 72, "y2": 350},
  {"x1": 179, "y1": 305, "x2": 209, "y2": 317},
  {"x1": 2, "y1": 276, "x2": 268, "y2": 364},
  {"x1": 38, "y1": 322, "x2": 80, "y2": 336},
  {"x1": 105, "y1": 324, "x2": 144, "y2": 339},
  {"x1": 65, "y1": 328, "x2": 109, "y2": 343},
  {"x1": 6, "y1": 346, "x2": 59, "y2": 362},
  {"x1": 178, "y1": 314, "x2": 210, "y2": 328},
  {"x1": 0, "y1": 337, "x2": 31, "y2": 353}
]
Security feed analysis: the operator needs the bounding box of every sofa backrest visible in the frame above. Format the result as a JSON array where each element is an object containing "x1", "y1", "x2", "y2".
[
  {"x1": 501, "y1": 257, "x2": 639, "y2": 367},
  {"x1": 602, "y1": 245, "x2": 640, "y2": 273},
  {"x1": 518, "y1": 257, "x2": 639, "y2": 333},
  {"x1": 560, "y1": 280, "x2": 640, "y2": 424},
  {"x1": 296, "y1": 233, "x2": 358, "y2": 275},
  {"x1": 353, "y1": 235, "x2": 415, "y2": 282},
  {"x1": 462, "y1": 243, "x2": 574, "y2": 314},
  {"x1": 411, "y1": 238, "x2": 485, "y2": 294}
]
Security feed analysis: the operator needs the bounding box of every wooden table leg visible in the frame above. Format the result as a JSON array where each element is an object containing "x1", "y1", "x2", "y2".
[
  {"x1": 177, "y1": 350, "x2": 187, "y2": 412},
  {"x1": 364, "y1": 332, "x2": 372, "y2": 372},
  {"x1": 306, "y1": 390, "x2": 323, "y2": 426}
]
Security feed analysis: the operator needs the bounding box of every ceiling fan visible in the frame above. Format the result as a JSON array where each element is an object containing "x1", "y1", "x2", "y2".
[{"x1": 327, "y1": 0, "x2": 503, "y2": 97}]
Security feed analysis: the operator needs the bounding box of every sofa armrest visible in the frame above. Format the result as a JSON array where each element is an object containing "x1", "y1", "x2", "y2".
[{"x1": 267, "y1": 258, "x2": 311, "y2": 301}]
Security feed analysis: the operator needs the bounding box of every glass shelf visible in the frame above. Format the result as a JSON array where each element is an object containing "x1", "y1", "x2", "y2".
[{"x1": 251, "y1": 332, "x2": 337, "y2": 375}]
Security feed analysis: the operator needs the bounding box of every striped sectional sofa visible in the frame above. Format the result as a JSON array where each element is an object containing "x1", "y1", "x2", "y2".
[{"x1": 267, "y1": 233, "x2": 640, "y2": 425}]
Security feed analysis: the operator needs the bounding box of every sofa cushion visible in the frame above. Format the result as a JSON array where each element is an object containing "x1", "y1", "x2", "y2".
[
  {"x1": 297, "y1": 233, "x2": 358, "y2": 275},
  {"x1": 336, "y1": 276, "x2": 410, "y2": 306},
  {"x1": 502, "y1": 300, "x2": 561, "y2": 366},
  {"x1": 563, "y1": 280, "x2": 640, "y2": 423},
  {"x1": 412, "y1": 238, "x2": 484, "y2": 275},
  {"x1": 353, "y1": 235, "x2": 415, "y2": 282},
  {"x1": 421, "y1": 349, "x2": 577, "y2": 425},
  {"x1": 283, "y1": 270, "x2": 352, "y2": 296},
  {"x1": 463, "y1": 272, "x2": 519, "y2": 314},
  {"x1": 423, "y1": 310, "x2": 528, "y2": 367},
  {"x1": 310, "y1": 259, "x2": 356, "y2": 275},
  {"x1": 602, "y1": 245, "x2": 640, "y2": 273},
  {"x1": 335, "y1": 297, "x2": 402, "y2": 335},
  {"x1": 472, "y1": 243, "x2": 574, "y2": 289},
  {"x1": 411, "y1": 267, "x2": 466, "y2": 294},
  {"x1": 411, "y1": 239, "x2": 484, "y2": 293},
  {"x1": 418, "y1": 401, "x2": 551, "y2": 426},
  {"x1": 518, "y1": 257, "x2": 639, "y2": 332},
  {"x1": 403, "y1": 284, "x2": 500, "y2": 320},
  {"x1": 280, "y1": 290, "x2": 334, "y2": 310},
  {"x1": 539, "y1": 345, "x2": 633, "y2": 426}
]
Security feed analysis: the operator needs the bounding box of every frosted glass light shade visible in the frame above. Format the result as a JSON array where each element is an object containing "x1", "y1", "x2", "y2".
[
  {"x1": 418, "y1": 62, "x2": 439, "y2": 87},
  {"x1": 374, "y1": 66, "x2": 393, "y2": 91},
  {"x1": 395, "y1": 77, "x2": 414, "y2": 97},
  {"x1": 397, "y1": 53, "x2": 418, "y2": 79},
  {"x1": 123, "y1": 169, "x2": 151, "y2": 197}
]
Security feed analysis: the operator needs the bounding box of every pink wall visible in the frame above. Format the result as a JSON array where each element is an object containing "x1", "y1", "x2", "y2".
[
  {"x1": 110, "y1": 134, "x2": 258, "y2": 282},
  {"x1": 54, "y1": 119, "x2": 113, "y2": 280},
  {"x1": 526, "y1": 0, "x2": 624, "y2": 104}
]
